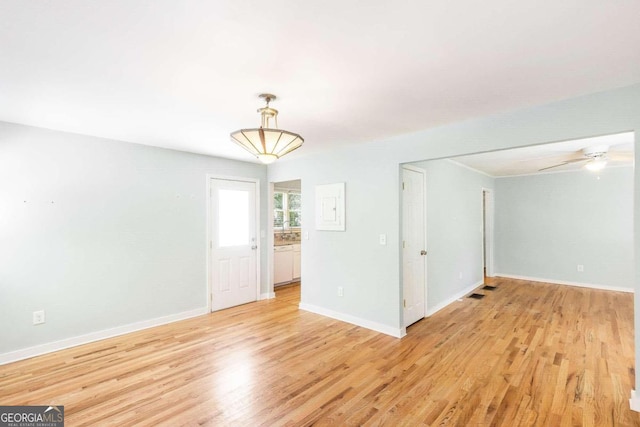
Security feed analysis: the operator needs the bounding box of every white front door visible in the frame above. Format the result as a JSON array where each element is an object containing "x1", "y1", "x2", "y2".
[
  {"x1": 210, "y1": 178, "x2": 258, "y2": 311},
  {"x1": 402, "y1": 166, "x2": 427, "y2": 327}
]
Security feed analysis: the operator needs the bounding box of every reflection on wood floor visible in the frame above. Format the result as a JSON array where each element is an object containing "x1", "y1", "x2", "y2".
[
  {"x1": 274, "y1": 280, "x2": 301, "y2": 304},
  {"x1": 1, "y1": 277, "x2": 638, "y2": 426}
]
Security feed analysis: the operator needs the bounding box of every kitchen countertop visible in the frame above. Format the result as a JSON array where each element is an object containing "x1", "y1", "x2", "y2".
[
  {"x1": 275, "y1": 232, "x2": 301, "y2": 246},
  {"x1": 274, "y1": 240, "x2": 301, "y2": 246}
]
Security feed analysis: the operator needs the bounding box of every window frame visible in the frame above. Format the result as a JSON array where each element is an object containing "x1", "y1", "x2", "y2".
[{"x1": 274, "y1": 191, "x2": 302, "y2": 230}]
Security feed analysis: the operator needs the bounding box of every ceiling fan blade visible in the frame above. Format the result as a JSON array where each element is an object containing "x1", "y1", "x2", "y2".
[
  {"x1": 563, "y1": 158, "x2": 591, "y2": 164},
  {"x1": 538, "y1": 158, "x2": 588, "y2": 171}
]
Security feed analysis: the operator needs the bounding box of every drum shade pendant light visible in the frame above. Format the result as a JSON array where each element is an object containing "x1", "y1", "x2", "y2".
[{"x1": 230, "y1": 94, "x2": 304, "y2": 164}]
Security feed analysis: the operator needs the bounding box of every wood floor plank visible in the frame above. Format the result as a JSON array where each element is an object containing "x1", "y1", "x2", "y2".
[{"x1": 1, "y1": 278, "x2": 639, "y2": 426}]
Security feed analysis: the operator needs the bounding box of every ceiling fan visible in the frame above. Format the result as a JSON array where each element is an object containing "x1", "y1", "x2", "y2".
[{"x1": 538, "y1": 145, "x2": 632, "y2": 172}]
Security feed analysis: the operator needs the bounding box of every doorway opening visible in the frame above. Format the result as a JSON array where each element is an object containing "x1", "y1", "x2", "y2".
[
  {"x1": 482, "y1": 188, "x2": 494, "y2": 280},
  {"x1": 271, "y1": 179, "x2": 302, "y2": 298}
]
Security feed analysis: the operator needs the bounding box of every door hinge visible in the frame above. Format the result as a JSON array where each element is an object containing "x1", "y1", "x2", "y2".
[
  {"x1": 402, "y1": 182, "x2": 405, "y2": 190},
  {"x1": 210, "y1": 241, "x2": 212, "y2": 249},
  {"x1": 403, "y1": 299, "x2": 406, "y2": 308},
  {"x1": 403, "y1": 241, "x2": 406, "y2": 249}
]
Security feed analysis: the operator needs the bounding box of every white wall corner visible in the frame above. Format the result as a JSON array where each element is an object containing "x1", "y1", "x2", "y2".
[
  {"x1": 426, "y1": 280, "x2": 484, "y2": 317},
  {"x1": 260, "y1": 292, "x2": 276, "y2": 300},
  {"x1": 299, "y1": 303, "x2": 404, "y2": 338},
  {"x1": 630, "y1": 390, "x2": 640, "y2": 412},
  {"x1": 0, "y1": 307, "x2": 208, "y2": 366}
]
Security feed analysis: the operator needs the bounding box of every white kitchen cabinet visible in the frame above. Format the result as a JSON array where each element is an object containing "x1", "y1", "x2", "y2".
[
  {"x1": 292, "y1": 244, "x2": 301, "y2": 279},
  {"x1": 274, "y1": 245, "x2": 293, "y2": 284}
]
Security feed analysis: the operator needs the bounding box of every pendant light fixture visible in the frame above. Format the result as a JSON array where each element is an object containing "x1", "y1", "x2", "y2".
[{"x1": 230, "y1": 94, "x2": 304, "y2": 164}]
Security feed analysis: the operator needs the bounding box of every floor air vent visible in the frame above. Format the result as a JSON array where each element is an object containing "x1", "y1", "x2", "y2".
[
  {"x1": 468, "y1": 293, "x2": 485, "y2": 299},
  {"x1": 482, "y1": 285, "x2": 497, "y2": 291}
]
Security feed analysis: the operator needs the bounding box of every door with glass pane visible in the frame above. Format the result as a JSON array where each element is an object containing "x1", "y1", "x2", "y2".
[{"x1": 210, "y1": 178, "x2": 258, "y2": 311}]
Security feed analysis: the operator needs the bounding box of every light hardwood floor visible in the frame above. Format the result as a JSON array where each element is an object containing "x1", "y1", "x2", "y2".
[{"x1": 1, "y1": 278, "x2": 638, "y2": 426}]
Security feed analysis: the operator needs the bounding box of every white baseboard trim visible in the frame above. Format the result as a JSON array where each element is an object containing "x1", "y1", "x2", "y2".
[
  {"x1": 260, "y1": 292, "x2": 276, "y2": 300},
  {"x1": 630, "y1": 390, "x2": 640, "y2": 412},
  {"x1": 299, "y1": 303, "x2": 405, "y2": 338},
  {"x1": 0, "y1": 307, "x2": 208, "y2": 366},
  {"x1": 494, "y1": 273, "x2": 633, "y2": 293},
  {"x1": 426, "y1": 280, "x2": 484, "y2": 317}
]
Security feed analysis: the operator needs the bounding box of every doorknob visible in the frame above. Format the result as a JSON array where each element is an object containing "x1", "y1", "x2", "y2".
[
  {"x1": 251, "y1": 245, "x2": 258, "y2": 250},
  {"x1": 420, "y1": 250, "x2": 427, "y2": 256}
]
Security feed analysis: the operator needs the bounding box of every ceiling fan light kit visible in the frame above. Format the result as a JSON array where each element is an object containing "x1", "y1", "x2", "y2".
[
  {"x1": 230, "y1": 94, "x2": 304, "y2": 164},
  {"x1": 538, "y1": 145, "x2": 612, "y2": 173},
  {"x1": 581, "y1": 146, "x2": 608, "y2": 172},
  {"x1": 584, "y1": 158, "x2": 607, "y2": 171}
]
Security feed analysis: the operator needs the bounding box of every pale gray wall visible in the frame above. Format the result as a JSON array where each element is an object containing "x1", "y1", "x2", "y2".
[
  {"x1": 0, "y1": 121, "x2": 268, "y2": 353},
  {"x1": 0, "y1": 85, "x2": 640, "y2": 388},
  {"x1": 410, "y1": 160, "x2": 494, "y2": 310},
  {"x1": 494, "y1": 167, "x2": 633, "y2": 289},
  {"x1": 269, "y1": 155, "x2": 401, "y2": 327},
  {"x1": 268, "y1": 84, "x2": 639, "y2": 386}
]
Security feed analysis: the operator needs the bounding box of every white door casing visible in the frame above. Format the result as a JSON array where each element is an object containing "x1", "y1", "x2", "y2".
[
  {"x1": 210, "y1": 178, "x2": 259, "y2": 311},
  {"x1": 402, "y1": 166, "x2": 427, "y2": 327},
  {"x1": 482, "y1": 188, "x2": 495, "y2": 277}
]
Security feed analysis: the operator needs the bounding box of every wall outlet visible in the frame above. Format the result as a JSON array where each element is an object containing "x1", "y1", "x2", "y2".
[
  {"x1": 379, "y1": 234, "x2": 387, "y2": 245},
  {"x1": 337, "y1": 286, "x2": 344, "y2": 297},
  {"x1": 33, "y1": 310, "x2": 45, "y2": 325},
  {"x1": 577, "y1": 264, "x2": 584, "y2": 272}
]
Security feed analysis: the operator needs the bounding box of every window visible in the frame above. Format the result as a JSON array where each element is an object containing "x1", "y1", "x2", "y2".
[
  {"x1": 218, "y1": 189, "x2": 250, "y2": 247},
  {"x1": 274, "y1": 191, "x2": 301, "y2": 229}
]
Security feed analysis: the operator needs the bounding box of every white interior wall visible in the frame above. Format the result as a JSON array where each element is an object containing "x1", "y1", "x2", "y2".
[
  {"x1": 0, "y1": 121, "x2": 268, "y2": 359},
  {"x1": 1, "y1": 84, "x2": 639, "y2": 393},
  {"x1": 494, "y1": 166, "x2": 634, "y2": 290},
  {"x1": 268, "y1": 84, "x2": 640, "y2": 386},
  {"x1": 409, "y1": 159, "x2": 494, "y2": 313}
]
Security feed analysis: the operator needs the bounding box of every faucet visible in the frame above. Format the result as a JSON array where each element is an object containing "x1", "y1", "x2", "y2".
[{"x1": 281, "y1": 221, "x2": 289, "y2": 236}]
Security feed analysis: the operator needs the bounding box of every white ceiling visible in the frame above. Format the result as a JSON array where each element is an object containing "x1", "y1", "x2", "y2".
[
  {"x1": 1, "y1": 1, "x2": 640, "y2": 163},
  {"x1": 451, "y1": 132, "x2": 635, "y2": 177}
]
